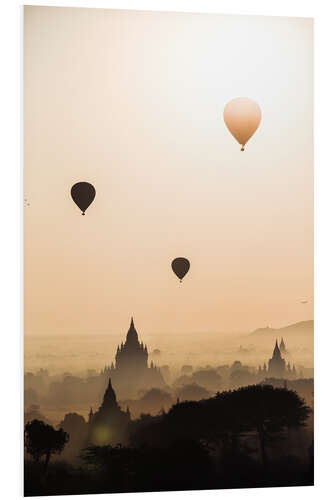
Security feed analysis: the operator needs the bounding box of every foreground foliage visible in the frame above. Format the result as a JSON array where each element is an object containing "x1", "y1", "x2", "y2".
[{"x1": 24, "y1": 385, "x2": 313, "y2": 496}]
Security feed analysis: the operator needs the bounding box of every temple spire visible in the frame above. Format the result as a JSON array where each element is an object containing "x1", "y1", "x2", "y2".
[
  {"x1": 273, "y1": 339, "x2": 281, "y2": 358},
  {"x1": 100, "y1": 377, "x2": 117, "y2": 410},
  {"x1": 280, "y1": 337, "x2": 286, "y2": 353},
  {"x1": 88, "y1": 407, "x2": 94, "y2": 423},
  {"x1": 126, "y1": 316, "x2": 139, "y2": 344}
]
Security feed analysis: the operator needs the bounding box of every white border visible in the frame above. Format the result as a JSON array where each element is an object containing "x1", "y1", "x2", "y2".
[{"x1": 1, "y1": 1, "x2": 333, "y2": 499}]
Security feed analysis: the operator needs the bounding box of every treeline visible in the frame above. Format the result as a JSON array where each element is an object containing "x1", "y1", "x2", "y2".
[{"x1": 25, "y1": 384, "x2": 313, "y2": 496}]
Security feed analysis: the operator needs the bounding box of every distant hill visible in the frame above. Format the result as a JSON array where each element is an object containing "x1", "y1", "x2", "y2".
[{"x1": 250, "y1": 320, "x2": 313, "y2": 338}]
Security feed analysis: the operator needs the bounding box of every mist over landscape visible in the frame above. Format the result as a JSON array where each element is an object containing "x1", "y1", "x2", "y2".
[
  {"x1": 25, "y1": 319, "x2": 313, "y2": 424},
  {"x1": 25, "y1": 320, "x2": 314, "y2": 376}
]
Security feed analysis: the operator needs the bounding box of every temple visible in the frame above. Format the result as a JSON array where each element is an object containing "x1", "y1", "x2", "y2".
[
  {"x1": 101, "y1": 318, "x2": 165, "y2": 398},
  {"x1": 258, "y1": 339, "x2": 297, "y2": 379},
  {"x1": 115, "y1": 317, "x2": 149, "y2": 371},
  {"x1": 88, "y1": 377, "x2": 130, "y2": 445},
  {"x1": 268, "y1": 340, "x2": 286, "y2": 377}
]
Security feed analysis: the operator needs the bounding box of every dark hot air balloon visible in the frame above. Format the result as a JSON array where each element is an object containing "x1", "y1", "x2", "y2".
[
  {"x1": 71, "y1": 182, "x2": 96, "y2": 215},
  {"x1": 171, "y1": 257, "x2": 190, "y2": 282}
]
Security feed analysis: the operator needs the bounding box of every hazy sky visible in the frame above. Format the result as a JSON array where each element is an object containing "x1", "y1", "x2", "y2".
[{"x1": 24, "y1": 7, "x2": 313, "y2": 337}]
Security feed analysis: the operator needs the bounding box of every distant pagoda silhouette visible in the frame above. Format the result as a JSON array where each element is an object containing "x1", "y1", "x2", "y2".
[
  {"x1": 116, "y1": 317, "x2": 149, "y2": 371},
  {"x1": 102, "y1": 317, "x2": 165, "y2": 398},
  {"x1": 279, "y1": 337, "x2": 287, "y2": 354},
  {"x1": 258, "y1": 338, "x2": 297, "y2": 379},
  {"x1": 268, "y1": 340, "x2": 286, "y2": 377}
]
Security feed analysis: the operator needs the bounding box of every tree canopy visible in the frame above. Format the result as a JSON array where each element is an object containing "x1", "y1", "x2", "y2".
[
  {"x1": 25, "y1": 419, "x2": 69, "y2": 466},
  {"x1": 130, "y1": 384, "x2": 311, "y2": 460}
]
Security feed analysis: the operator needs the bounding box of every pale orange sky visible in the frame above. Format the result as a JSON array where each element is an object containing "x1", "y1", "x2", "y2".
[{"x1": 24, "y1": 7, "x2": 313, "y2": 337}]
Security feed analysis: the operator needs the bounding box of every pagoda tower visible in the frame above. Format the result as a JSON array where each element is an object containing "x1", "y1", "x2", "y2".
[
  {"x1": 115, "y1": 318, "x2": 148, "y2": 372},
  {"x1": 101, "y1": 317, "x2": 165, "y2": 398},
  {"x1": 279, "y1": 337, "x2": 287, "y2": 354},
  {"x1": 268, "y1": 339, "x2": 286, "y2": 378},
  {"x1": 89, "y1": 377, "x2": 130, "y2": 445}
]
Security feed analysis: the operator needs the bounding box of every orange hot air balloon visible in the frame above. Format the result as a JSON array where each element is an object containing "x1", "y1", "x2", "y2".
[{"x1": 223, "y1": 98, "x2": 262, "y2": 151}]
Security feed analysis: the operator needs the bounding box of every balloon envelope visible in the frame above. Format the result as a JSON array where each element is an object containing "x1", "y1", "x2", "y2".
[
  {"x1": 71, "y1": 182, "x2": 96, "y2": 215},
  {"x1": 223, "y1": 98, "x2": 261, "y2": 150},
  {"x1": 171, "y1": 257, "x2": 190, "y2": 282}
]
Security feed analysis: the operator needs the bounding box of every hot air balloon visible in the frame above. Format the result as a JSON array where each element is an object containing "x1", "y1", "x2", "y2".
[
  {"x1": 71, "y1": 182, "x2": 96, "y2": 215},
  {"x1": 171, "y1": 257, "x2": 190, "y2": 283},
  {"x1": 223, "y1": 98, "x2": 262, "y2": 151}
]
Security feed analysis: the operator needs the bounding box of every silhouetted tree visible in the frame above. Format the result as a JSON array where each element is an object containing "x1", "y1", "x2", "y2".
[
  {"x1": 130, "y1": 401, "x2": 205, "y2": 448},
  {"x1": 192, "y1": 369, "x2": 222, "y2": 391},
  {"x1": 80, "y1": 444, "x2": 137, "y2": 468},
  {"x1": 80, "y1": 439, "x2": 212, "y2": 492},
  {"x1": 57, "y1": 413, "x2": 88, "y2": 461},
  {"x1": 58, "y1": 412, "x2": 86, "y2": 430},
  {"x1": 80, "y1": 444, "x2": 139, "y2": 491},
  {"x1": 139, "y1": 388, "x2": 173, "y2": 413},
  {"x1": 24, "y1": 419, "x2": 69, "y2": 469},
  {"x1": 176, "y1": 383, "x2": 211, "y2": 401},
  {"x1": 130, "y1": 385, "x2": 311, "y2": 468},
  {"x1": 229, "y1": 369, "x2": 256, "y2": 388},
  {"x1": 214, "y1": 385, "x2": 311, "y2": 466}
]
